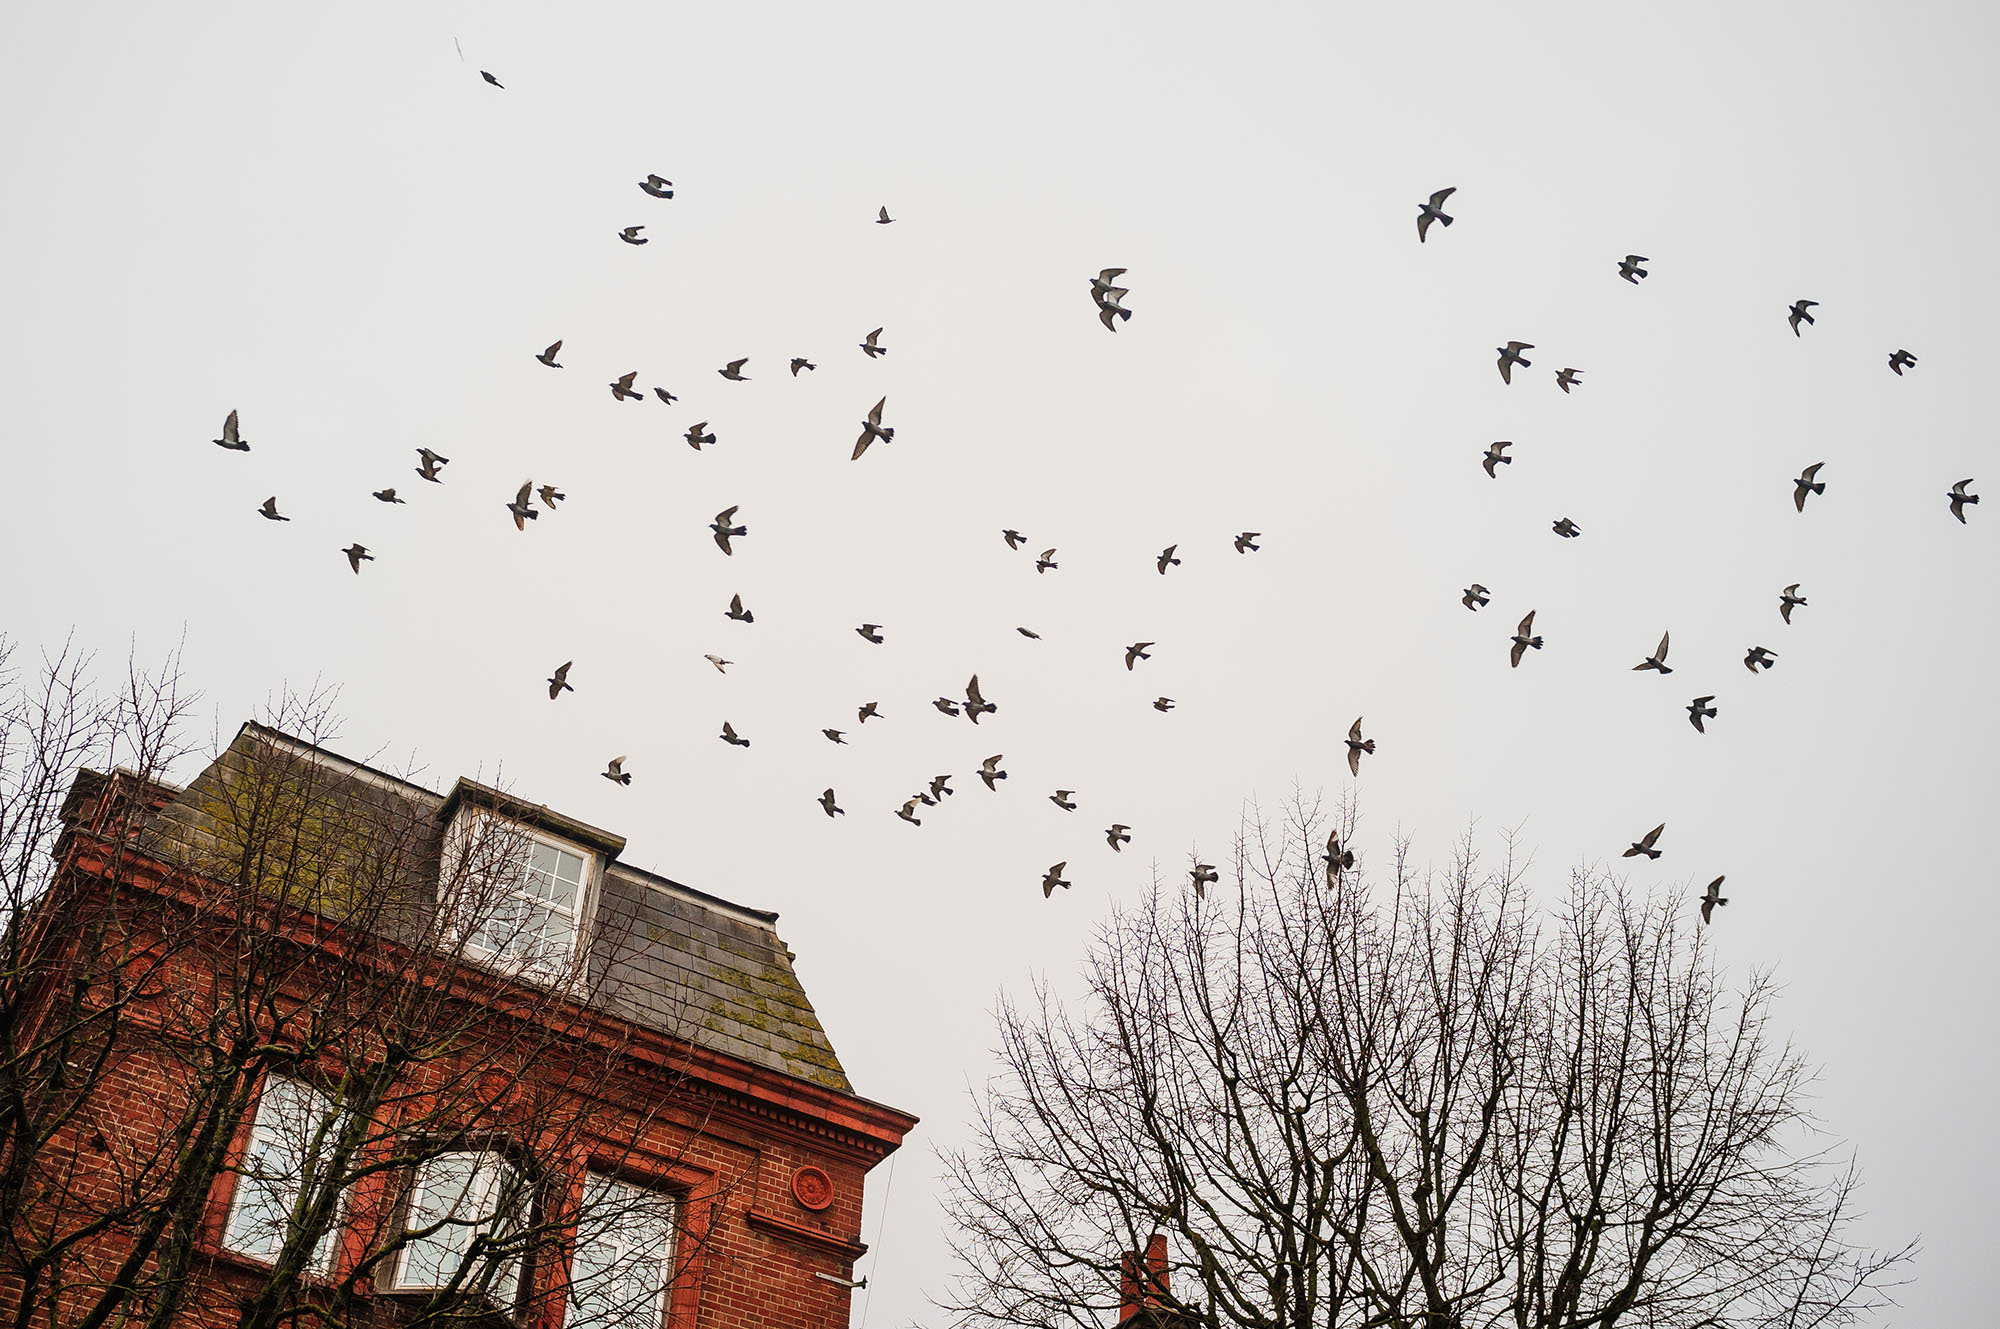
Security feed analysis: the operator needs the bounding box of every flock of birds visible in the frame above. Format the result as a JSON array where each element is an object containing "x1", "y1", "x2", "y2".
[{"x1": 198, "y1": 82, "x2": 1980, "y2": 923}]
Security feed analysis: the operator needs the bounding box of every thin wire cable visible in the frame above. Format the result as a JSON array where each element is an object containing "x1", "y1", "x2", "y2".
[{"x1": 855, "y1": 1149, "x2": 899, "y2": 1329}]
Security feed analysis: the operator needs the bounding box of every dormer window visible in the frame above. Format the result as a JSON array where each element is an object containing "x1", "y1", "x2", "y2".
[{"x1": 443, "y1": 810, "x2": 595, "y2": 980}]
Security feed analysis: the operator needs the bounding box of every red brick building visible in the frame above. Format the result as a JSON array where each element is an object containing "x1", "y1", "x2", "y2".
[{"x1": 2, "y1": 723, "x2": 914, "y2": 1329}]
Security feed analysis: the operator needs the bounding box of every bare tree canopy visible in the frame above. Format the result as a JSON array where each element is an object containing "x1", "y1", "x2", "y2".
[{"x1": 941, "y1": 798, "x2": 1913, "y2": 1329}]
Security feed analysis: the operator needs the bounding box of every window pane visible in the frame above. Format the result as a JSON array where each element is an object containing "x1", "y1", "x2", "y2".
[
  {"x1": 221, "y1": 1077, "x2": 343, "y2": 1271},
  {"x1": 565, "y1": 1175, "x2": 677, "y2": 1329},
  {"x1": 397, "y1": 1152, "x2": 523, "y2": 1304}
]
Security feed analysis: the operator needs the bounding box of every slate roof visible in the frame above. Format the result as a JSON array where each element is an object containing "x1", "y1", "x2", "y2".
[{"x1": 132, "y1": 723, "x2": 851, "y2": 1092}]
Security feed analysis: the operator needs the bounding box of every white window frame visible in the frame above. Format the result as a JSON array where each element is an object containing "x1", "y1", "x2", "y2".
[
  {"x1": 220, "y1": 1075, "x2": 346, "y2": 1273},
  {"x1": 443, "y1": 809, "x2": 596, "y2": 981},
  {"x1": 563, "y1": 1174, "x2": 679, "y2": 1329},
  {"x1": 392, "y1": 1149, "x2": 528, "y2": 1305}
]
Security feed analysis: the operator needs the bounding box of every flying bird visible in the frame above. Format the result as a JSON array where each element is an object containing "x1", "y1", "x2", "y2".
[
  {"x1": 1106, "y1": 824, "x2": 1132, "y2": 851},
  {"x1": 1555, "y1": 367, "x2": 1583, "y2": 394},
  {"x1": 1017, "y1": 627, "x2": 1041, "y2": 640},
  {"x1": 858, "y1": 701, "x2": 882, "y2": 723},
  {"x1": 725, "y1": 593, "x2": 754, "y2": 623},
  {"x1": 1482, "y1": 441, "x2": 1512, "y2": 477},
  {"x1": 416, "y1": 448, "x2": 450, "y2": 482},
  {"x1": 819, "y1": 789, "x2": 843, "y2": 818},
  {"x1": 372, "y1": 488, "x2": 404, "y2": 504},
  {"x1": 1496, "y1": 341, "x2": 1533, "y2": 384},
  {"x1": 964, "y1": 675, "x2": 996, "y2": 723},
  {"x1": 719, "y1": 721, "x2": 750, "y2": 748},
  {"x1": 213, "y1": 410, "x2": 249, "y2": 451},
  {"x1": 480, "y1": 70, "x2": 503, "y2": 88},
  {"x1": 1124, "y1": 642, "x2": 1154, "y2": 670},
  {"x1": 711, "y1": 506, "x2": 746, "y2": 555},
  {"x1": 685, "y1": 421, "x2": 717, "y2": 450},
  {"x1": 639, "y1": 174, "x2": 674, "y2": 198},
  {"x1": 979, "y1": 754, "x2": 1008, "y2": 790},
  {"x1": 1415, "y1": 187, "x2": 1456, "y2": 242},
  {"x1": 1617, "y1": 255, "x2": 1649, "y2": 284},
  {"x1": 1345, "y1": 718, "x2": 1375, "y2": 777},
  {"x1": 1779, "y1": 583, "x2": 1808, "y2": 624},
  {"x1": 932, "y1": 697, "x2": 961, "y2": 717},
  {"x1": 1157, "y1": 545, "x2": 1181, "y2": 574},
  {"x1": 610, "y1": 372, "x2": 643, "y2": 402},
  {"x1": 822, "y1": 729, "x2": 846, "y2": 745},
  {"x1": 1153, "y1": 697, "x2": 1175, "y2": 712},
  {"x1": 1041, "y1": 863, "x2": 1071, "y2": 898},
  {"x1": 1948, "y1": 478, "x2": 1979, "y2": 523},
  {"x1": 1002, "y1": 529, "x2": 1026, "y2": 550},
  {"x1": 1633, "y1": 631, "x2": 1672, "y2": 675},
  {"x1": 1622, "y1": 823, "x2": 1666, "y2": 860},
  {"x1": 876, "y1": 206, "x2": 894, "y2": 224},
  {"x1": 1793, "y1": 463, "x2": 1825, "y2": 512},
  {"x1": 1049, "y1": 790, "x2": 1077, "y2": 812},
  {"x1": 929, "y1": 774, "x2": 954, "y2": 800},
  {"x1": 547, "y1": 661, "x2": 573, "y2": 699},
  {"x1": 853, "y1": 397, "x2": 893, "y2": 460},
  {"x1": 619, "y1": 226, "x2": 648, "y2": 246},
  {"x1": 1509, "y1": 612, "x2": 1544, "y2": 668},
  {"x1": 654, "y1": 386, "x2": 678, "y2": 405},
  {"x1": 1096, "y1": 290, "x2": 1132, "y2": 332},
  {"x1": 537, "y1": 485, "x2": 565, "y2": 509},
  {"x1": 1788, "y1": 299, "x2": 1818, "y2": 336},
  {"x1": 1035, "y1": 548, "x2": 1059, "y2": 574},
  {"x1": 342, "y1": 544, "x2": 372, "y2": 574},
  {"x1": 602, "y1": 756, "x2": 632, "y2": 786},
  {"x1": 704, "y1": 655, "x2": 731, "y2": 674},
  {"x1": 1552, "y1": 517, "x2": 1582, "y2": 538},
  {"x1": 1888, "y1": 348, "x2": 1917, "y2": 376},
  {"x1": 896, "y1": 799, "x2": 922, "y2": 826},
  {"x1": 1089, "y1": 268, "x2": 1127, "y2": 300},
  {"x1": 1189, "y1": 864, "x2": 1219, "y2": 899},
  {"x1": 1234, "y1": 532, "x2": 1261, "y2": 553},
  {"x1": 1322, "y1": 830, "x2": 1355, "y2": 884},
  {"x1": 505, "y1": 481, "x2": 539, "y2": 530},
  {"x1": 790, "y1": 357, "x2": 816, "y2": 376},
  {"x1": 1687, "y1": 696, "x2": 1717, "y2": 733},
  {"x1": 1462, "y1": 584, "x2": 1490, "y2": 611},
  {"x1": 856, "y1": 623, "x2": 884, "y2": 644},
  {"x1": 535, "y1": 340, "x2": 563, "y2": 368},
  {"x1": 1744, "y1": 646, "x2": 1777, "y2": 673},
  {"x1": 717, "y1": 358, "x2": 750, "y2": 381},
  {"x1": 860, "y1": 327, "x2": 887, "y2": 358},
  {"x1": 1699, "y1": 876, "x2": 1729, "y2": 924},
  {"x1": 257, "y1": 497, "x2": 289, "y2": 522}
]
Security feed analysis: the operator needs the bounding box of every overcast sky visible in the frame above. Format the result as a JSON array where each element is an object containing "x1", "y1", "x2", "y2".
[{"x1": 4, "y1": 2, "x2": 1994, "y2": 1323}]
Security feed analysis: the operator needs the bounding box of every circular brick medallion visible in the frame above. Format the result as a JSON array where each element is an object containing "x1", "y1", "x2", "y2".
[{"x1": 791, "y1": 1165, "x2": 834, "y2": 1211}]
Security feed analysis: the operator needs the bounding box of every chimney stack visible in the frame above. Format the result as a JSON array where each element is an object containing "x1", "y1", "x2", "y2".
[{"x1": 1117, "y1": 1233, "x2": 1169, "y2": 1325}]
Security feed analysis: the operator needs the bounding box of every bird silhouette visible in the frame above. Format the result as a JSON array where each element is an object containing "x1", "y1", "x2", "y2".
[
  {"x1": 822, "y1": 729, "x2": 846, "y2": 745},
  {"x1": 719, "y1": 721, "x2": 750, "y2": 748},
  {"x1": 415, "y1": 448, "x2": 449, "y2": 482},
  {"x1": 896, "y1": 799, "x2": 922, "y2": 826},
  {"x1": 1948, "y1": 479, "x2": 1979, "y2": 523},
  {"x1": 861, "y1": 327, "x2": 887, "y2": 358},
  {"x1": 1779, "y1": 584, "x2": 1808, "y2": 624},
  {"x1": 1153, "y1": 697, "x2": 1175, "y2": 712},
  {"x1": 1036, "y1": 549, "x2": 1059, "y2": 574},
  {"x1": 876, "y1": 206, "x2": 894, "y2": 224},
  {"x1": 1617, "y1": 255, "x2": 1649, "y2": 284},
  {"x1": 1496, "y1": 341, "x2": 1533, "y2": 384},
  {"x1": 1633, "y1": 632, "x2": 1672, "y2": 675},
  {"x1": 1234, "y1": 532, "x2": 1262, "y2": 553},
  {"x1": 619, "y1": 226, "x2": 648, "y2": 246},
  {"x1": 505, "y1": 481, "x2": 539, "y2": 531},
  {"x1": 480, "y1": 70, "x2": 504, "y2": 88},
  {"x1": 1794, "y1": 463, "x2": 1826, "y2": 512},
  {"x1": 1017, "y1": 627, "x2": 1041, "y2": 640},
  {"x1": 1157, "y1": 545, "x2": 1181, "y2": 574},
  {"x1": 639, "y1": 174, "x2": 674, "y2": 198},
  {"x1": 1089, "y1": 268, "x2": 1127, "y2": 300},
  {"x1": 1462, "y1": 584, "x2": 1491, "y2": 611},
  {"x1": 1482, "y1": 442, "x2": 1512, "y2": 477},
  {"x1": 711, "y1": 506, "x2": 746, "y2": 554},
  {"x1": 535, "y1": 340, "x2": 563, "y2": 368},
  {"x1": 929, "y1": 774, "x2": 954, "y2": 800},
  {"x1": 724, "y1": 593, "x2": 754, "y2": 623},
  {"x1": 1687, "y1": 696, "x2": 1717, "y2": 733},
  {"x1": 1096, "y1": 290, "x2": 1132, "y2": 332},
  {"x1": 1555, "y1": 367, "x2": 1583, "y2": 394},
  {"x1": 853, "y1": 397, "x2": 894, "y2": 459},
  {"x1": 212, "y1": 409, "x2": 249, "y2": 451},
  {"x1": 964, "y1": 675, "x2": 997, "y2": 723},
  {"x1": 1416, "y1": 187, "x2": 1456, "y2": 242},
  {"x1": 1622, "y1": 823, "x2": 1665, "y2": 860},
  {"x1": 1889, "y1": 349, "x2": 1917, "y2": 376},
  {"x1": 547, "y1": 662, "x2": 573, "y2": 699},
  {"x1": 718, "y1": 358, "x2": 750, "y2": 381},
  {"x1": 1744, "y1": 646, "x2": 1777, "y2": 673},
  {"x1": 704, "y1": 655, "x2": 731, "y2": 674},
  {"x1": 1510, "y1": 612, "x2": 1544, "y2": 668},
  {"x1": 1552, "y1": 517, "x2": 1582, "y2": 538},
  {"x1": 856, "y1": 623, "x2": 885, "y2": 644},
  {"x1": 610, "y1": 372, "x2": 643, "y2": 402},
  {"x1": 685, "y1": 422, "x2": 717, "y2": 450},
  {"x1": 1002, "y1": 529, "x2": 1026, "y2": 550},
  {"x1": 1788, "y1": 300, "x2": 1818, "y2": 336},
  {"x1": 257, "y1": 497, "x2": 289, "y2": 522},
  {"x1": 603, "y1": 756, "x2": 632, "y2": 786},
  {"x1": 1190, "y1": 864, "x2": 1219, "y2": 898},
  {"x1": 1125, "y1": 642, "x2": 1154, "y2": 670},
  {"x1": 858, "y1": 701, "x2": 882, "y2": 723},
  {"x1": 538, "y1": 485, "x2": 565, "y2": 509},
  {"x1": 1322, "y1": 830, "x2": 1355, "y2": 882},
  {"x1": 1041, "y1": 863, "x2": 1071, "y2": 898},
  {"x1": 819, "y1": 789, "x2": 843, "y2": 818},
  {"x1": 1700, "y1": 876, "x2": 1729, "y2": 924},
  {"x1": 932, "y1": 697, "x2": 961, "y2": 717},
  {"x1": 1106, "y1": 824, "x2": 1132, "y2": 851},
  {"x1": 979, "y1": 754, "x2": 1008, "y2": 790},
  {"x1": 1049, "y1": 790, "x2": 1077, "y2": 812},
  {"x1": 654, "y1": 386, "x2": 678, "y2": 405},
  {"x1": 342, "y1": 544, "x2": 372, "y2": 574},
  {"x1": 372, "y1": 488, "x2": 404, "y2": 504},
  {"x1": 1345, "y1": 718, "x2": 1375, "y2": 776},
  {"x1": 790, "y1": 357, "x2": 816, "y2": 376}
]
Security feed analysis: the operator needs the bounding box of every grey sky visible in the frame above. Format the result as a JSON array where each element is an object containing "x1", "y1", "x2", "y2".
[{"x1": 4, "y1": 2, "x2": 1995, "y2": 1323}]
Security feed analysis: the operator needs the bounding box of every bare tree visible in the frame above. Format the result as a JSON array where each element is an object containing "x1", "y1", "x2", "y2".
[{"x1": 940, "y1": 795, "x2": 1914, "y2": 1329}]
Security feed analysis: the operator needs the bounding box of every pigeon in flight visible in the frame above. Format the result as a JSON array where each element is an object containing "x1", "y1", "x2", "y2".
[
  {"x1": 1744, "y1": 646, "x2": 1777, "y2": 673},
  {"x1": 725, "y1": 593, "x2": 754, "y2": 623},
  {"x1": 819, "y1": 789, "x2": 843, "y2": 818},
  {"x1": 1153, "y1": 697, "x2": 1175, "y2": 712},
  {"x1": 1416, "y1": 187, "x2": 1456, "y2": 242},
  {"x1": 1779, "y1": 584, "x2": 1807, "y2": 624},
  {"x1": 964, "y1": 676, "x2": 996, "y2": 723},
  {"x1": 790, "y1": 358, "x2": 816, "y2": 376},
  {"x1": 1633, "y1": 631, "x2": 1672, "y2": 675},
  {"x1": 654, "y1": 386, "x2": 678, "y2": 405},
  {"x1": 1948, "y1": 479, "x2": 1979, "y2": 523},
  {"x1": 1462, "y1": 584, "x2": 1490, "y2": 611},
  {"x1": 1041, "y1": 863, "x2": 1071, "y2": 898},
  {"x1": 711, "y1": 506, "x2": 746, "y2": 555},
  {"x1": 1036, "y1": 549, "x2": 1059, "y2": 574},
  {"x1": 1496, "y1": 341, "x2": 1533, "y2": 384},
  {"x1": 1622, "y1": 823, "x2": 1666, "y2": 860},
  {"x1": 685, "y1": 422, "x2": 717, "y2": 451},
  {"x1": 1509, "y1": 612, "x2": 1544, "y2": 668},
  {"x1": 505, "y1": 481, "x2": 539, "y2": 531},
  {"x1": 342, "y1": 544, "x2": 373, "y2": 574},
  {"x1": 603, "y1": 756, "x2": 632, "y2": 786},
  {"x1": 1617, "y1": 255, "x2": 1649, "y2": 284},
  {"x1": 547, "y1": 661, "x2": 573, "y2": 699},
  {"x1": 1889, "y1": 349, "x2": 1917, "y2": 376},
  {"x1": 610, "y1": 372, "x2": 643, "y2": 402},
  {"x1": 639, "y1": 174, "x2": 674, "y2": 198},
  {"x1": 1234, "y1": 532, "x2": 1262, "y2": 553},
  {"x1": 1125, "y1": 642, "x2": 1154, "y2": 670},
  {"x1": 535, "y1": 340, "x2": 563, "y2": 368},
  {"x1": 257, "y1": 497, "x2": 289, "y2": 522},
  {"x1": 1793, "y1": 463, "x2": 1826, "y2": 512},
  {"x1": 619, "y1": 226, "x2": 648, "y2": 246},
  {"x1": 979, "y1": 754, "x2": 1008, "y2": 790},
  {"x1": 1345, "y1": 718, "x2": 1375, "y2": 777},
  {"x1": 1089, "y1": 268, "x2": 1127, "y2": 301},
  {"x1": 704, "y1": 655, "x2": 731, "y2": 674},
  {"x1": 858, "y1": 701, "x2": 882, "y2": 724},
  {"x1": 1002, "y1": 529, "x2": 1026, "y2": 550},
  {"x1": 1699, "y1": 876, "x2": 1729, "y2": 924},
  {"x1": 1189, "y1": 864, "x2": 1219, "y2": 899},
  {"x1": 1555, "y1": 367, "x2": 1584, "y2": 394},
  {"x1": 718, "y1": 358, "x2": 750, "y2": 381},
  {"x1": 372, "y1": 488, "x2": 405, "y2": 504},
  {"x1": 1157, "y1": 545, "x2": 1181, "y2": 574},
  {"x1": 1482, "y1": 441, "x2": 1512, "y2": 477},
  {"x1": 932, "y1": 697, "x2": 961, "y2": 717},
  {"x1": 860, "y1": 327, "x2": 887, "y2": 358},
  {"x1": 719, "y1": 721, "x2": 750, "y2": 748},
  {"x1": 213, "y1": 410, "x2": 249, "y2": 451},
  {"x1": 876, "y1": 206, "x2": 894, "y2": 224},
  {"x1": 1106, "y1": 824, "x2": 1132, "y2": 851},
  {"x1": 853, "y1": 397, "x2": 893, "y2": 460},
  {"x1": 929, "y1": 774, "x2": 954, "y2": 800},
  {"x1": 1552, "y1": 517, "x2": 1582, "y2": 538},
  {"x1": 896, "y1": 799, "x2": 922, "y2": 826},
  {"x1": 1017, "y1": 627, "x2": 1041, "y2": 640},
  {"x1": 1788, "y1": 300, "x2": 1818, "y2": 336},
  {"x1": 480, "y1": 70, "x2": 503, "y2": 88},
  {"x1": 1322, "y1": 830, "x2": 1355, "y2": 882},
  {"x1": 822, "y1": 729, "x2": 846, "y2": 745},
  {"x1": 1049, "y1": 790, "x2": 1078, "y2": 812},
  {"x1": 1687, "y1": 696, "x2": 1717, "y2": 733},
  {"x1": 1096, "y1": 290, "x2": 1132, "y2": 332},
  {"x1": 856, "y1": 623, "x2": 885, "y2": 644},
  {"x1": 416, "y1": 448, "x2": 450, "y2": 482}
]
